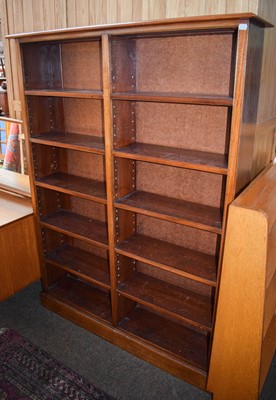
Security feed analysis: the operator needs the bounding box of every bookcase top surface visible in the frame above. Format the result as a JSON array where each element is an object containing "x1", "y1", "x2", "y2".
[{"x1": 7, "y1": 13, "x2": 272, "y2": 42}]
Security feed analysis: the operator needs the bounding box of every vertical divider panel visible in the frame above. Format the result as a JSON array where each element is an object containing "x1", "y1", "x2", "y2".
[
  {"x1": 102, "y1": 33, "x2": 117, "y2": 325},
  {"x1": 222, "y1": 22, "x2": 249, "y2": 212},
  {"x1": 213, "y1": 22, "x2": 250, "y2": 325},
  {"x1": 16, "y1": 40, "x2": 45, "y2": 280}
]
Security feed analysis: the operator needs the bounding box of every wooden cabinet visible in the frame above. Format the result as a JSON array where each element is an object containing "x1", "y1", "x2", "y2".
[
  {"x1": 0, "y1": 170, "x2": 40, "y2": 301},
  {"x1": 208, "y1": 163, "x2": 276, "y2": 399},
  {"x1": 10, "y1": 14, "x2": 271, "y2": 390}
]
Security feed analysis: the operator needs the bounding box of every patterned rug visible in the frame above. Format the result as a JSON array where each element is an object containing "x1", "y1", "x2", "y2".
[{"x1": 0, "y1": 328, "x2": 115, "y2": 400}]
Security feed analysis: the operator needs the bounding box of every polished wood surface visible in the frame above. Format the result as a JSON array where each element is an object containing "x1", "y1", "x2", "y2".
[
  {"x1": 0, "y1": 191, "x2": 40, "y2": 301},
  {"x1": 46, "y1": 274, "x2": 112, "y2": 322},
  {"x1": 252, "y1": 116, "x2": 276, "y2": 177},
  {"x1": 208, "y1": 163, "x2": 276, "y2": 399},
  {"x1": 45, "y1": 244, "x2": 110, "y2": 289},
  {"x1": 0, "y1": 189, "x2": 33, "y2": 226},
  {"x1": 1, "y1": 1, "x2": 275, "y2": 127},
  {"x1": 118, "y1": 271, "x2": 213, "y2": 331},
  {"x1": 234, "y1": 21, "x2": 264, "y2": 193},
  {"x1": 0, "y1": 169, "x2": 31, "y2": 197},
  {"x1": 41, "y1": 210, "x2": 109, "y2": 248},
  {"x1": 41, "y1": 291, "x2": 208, "y2": 389},
  {"x1": 11, "y1": 12, "x2": 273, "y2": 394},
  {"x1": 113, "y1": 143, "x2": 228, "y2": 174},
  {"x1": 117, "y1": 233, "x2": 216, "y2": 286},
  {"x1": 119, "y1": 305, "x2": 209, "y2": 371},
  {"x1": 115, "y1": 190, "x2": 222, "y2": 233},
  {"x1": 36, "y1": 172, "x2": 107, "y2": 203}
]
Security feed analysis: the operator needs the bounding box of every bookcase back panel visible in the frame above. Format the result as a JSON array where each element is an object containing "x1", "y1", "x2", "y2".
[
  {"x1": 32, "y1": 144, "x2": 67, "y2": 178},
  {"x1": 136, "y1": 162, "x2": 224, "y2": 208},
  {"x1": 22, "y1": 40, "x2": 102, "y2": 91},
  {"x1": 72, "y1": 238, "x2": 108, "y2": 259},
  {"x1": 136, "y1": 102, "x2": 230, "y2": 154},
  {"x1": 69, "y1": 197, "x2": 107, "y2": 221},
  {"x1": 32, "y1": 144, "x2": 105, "y2": 181},
  {"x1": 113, "y1": 100, "x2": 230, "y2": 154},
  {"x1": 66, "y1": 151, "x2": 105, "y2": 181},
  {"x1": 137, "y1": 34, "x2": 234, "y2": 95},
  {"x1": 61, "y1": 41, "x2": 102, "y2": 90},
  {"x1": 111, "y1": 38, "x2": 136, "y2": 92},
  {"x1": 22, "y1": 43, "x2": 62, "y2": 89},
  {"x1": 28, "y1": 97, "x2": 103, "y2": 137},
  {"x1": 27, "y1": 96, "x2": 65, "y2": 136},
  {"x1": 41, "y1": 227, "x2": 73, "y2": 251},
  {"x1": 43, "y1": 263, "x2": 66, "y2": 287},
  {"x1": 36, "y1": 187, "x2": 68, "y2": 216},
  {"x1": 64, "y1": 99, "x2": 103, "y2": 136},
  {"x1": 37, "y1": 187, "x2": 107, "y2": 222},
  {"x1": 112, "y1": 33, "x2": 235, "y2": 95},
  {"x1": 136, "y1": 214, "x2": 218, "y2": 255}
]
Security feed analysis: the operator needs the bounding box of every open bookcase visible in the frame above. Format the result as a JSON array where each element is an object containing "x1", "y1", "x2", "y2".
[{"x1": 10, "y1": 14, "x2": 271, "y2": 391}]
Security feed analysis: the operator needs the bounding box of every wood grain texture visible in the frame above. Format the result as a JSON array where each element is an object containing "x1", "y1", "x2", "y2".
[
  {"x1": 208, "y1": 164, "x2": 276, "y2": 399},
  {"x1": 45, "y1": 274, "x2": 112, "y2": 322},
  {"x1": 45, "y1": 243, "x2": 110, "y2": 288},
  {"x1": 22, "y1": 0, "x2": 34, "y2": 32},
  {"x1": 117, "y1": 271, "x2": 213, "y2": 331},
  {"x1": 234, "y1": 21, "x2": 264, "y2": 194},
  {"x1": 252, "y1": 116, "x2": 276, "y2": 178},
  {"x1": 256, "y1": 0, "x2": 276, "y2": 122},
  {"x1": 41, "y1": 292, "x2": 207, "y2": 389},
  {"x1": 0, "y1": 193, "x2": 40, "y2": 301},
  {"x1": 32, "y1": 0, "x2": 45, "y2": 31},
  {"x1": 119, "y1": 305, "x2": 209, "y2": 371},
  {"x1": 115, "y1": 190, "x2": 222, "y2": 233},
  {"x1": 116, "y1": 233, "x2": 217, "y2": 286},
  {"x1": 0, "y1": 190, "x2": 33, "y2": 226},
  {"x1": 1, "y1": 0, "x2": 274, "y2": 124},
  {"x1": 1, "y1": 5, "x2": 274, "y2": 394},
  {"x1": 40, "y1": 210, "x2": 109, "y2": 248},
  {"x1": 0, "y1": 168, "x2": 31, "y2": 197}
]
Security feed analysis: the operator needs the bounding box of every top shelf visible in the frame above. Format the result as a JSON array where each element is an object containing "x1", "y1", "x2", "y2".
[{"x1": 112, "y1": 92, "x2": 233, "y2": 106}]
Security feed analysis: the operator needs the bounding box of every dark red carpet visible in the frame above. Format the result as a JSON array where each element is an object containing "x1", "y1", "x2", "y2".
[{"x1": 0, "y1": 328, "x2": 115, "y2": 399}]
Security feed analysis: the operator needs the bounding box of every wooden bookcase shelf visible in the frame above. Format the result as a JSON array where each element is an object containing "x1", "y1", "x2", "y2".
[
  {"x1": 46, "y1": 274, "x2": 112, "y2": 323},
  {"x1": 117, "y1": 271, "x2": 213, "y2": 331},
  {"x1": 40, "y1": 210, "x2": 108, "y2": 248},
  {"x1": 111, "y1": 92, "x2": 233, "y2": 106},
  {"x1": 13, "y1": 14, "x2": 270, "y2": 391},
  {"x1": 113, "y1": 143, "x2": 228, "y2": 174},
  {"x1": 30, "y1": 133, "x2": 105, "y2": 153},
  {"x1": 25, "y1": 89, "x2": 103, "y2": 99},
  {"x1": 45, "y1": 243, "x2": 110, "y2": 289},
  {"x1": 36, "y1": 172, "x2": 107, "y2": 203},
  {"x1": 32, "y1": 143, "x2": 107, "y2": 202},
  {"x1": 116, "y1": 234, "x2": 217, "y2": 286},
  {"x1": 119, "y1": 306, "x2": 209, "y2": 372},
  {"x1": 115, "y1": 190, "x2": 222, "y2": 233}
]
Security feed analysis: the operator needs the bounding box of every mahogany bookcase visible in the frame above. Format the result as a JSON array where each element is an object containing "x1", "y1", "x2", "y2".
[{"x1": 9, "y1": 13, "x2": 273, "y2": 395}]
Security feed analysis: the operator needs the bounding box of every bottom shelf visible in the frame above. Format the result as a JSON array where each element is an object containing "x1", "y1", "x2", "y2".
[
  {"x1": 41, "y1": 292, "x2": 208, "y2": 389},
  {"x1": 119, "y1": 306, "x2": 209, "y2": 373},
  {"x1": 44, "y1": 274, "x2": 112, "y2": 323}
]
